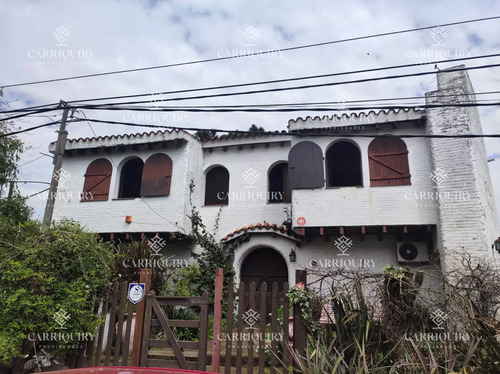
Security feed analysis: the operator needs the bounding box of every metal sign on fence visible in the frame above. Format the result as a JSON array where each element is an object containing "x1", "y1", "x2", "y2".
[{"x1": 128, "y1": 283, "x2": 145, "y2": 304}]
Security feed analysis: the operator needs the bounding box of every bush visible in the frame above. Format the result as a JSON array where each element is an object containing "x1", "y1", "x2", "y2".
[{"x1": 0, "y1": 219, "x2": 116, "y2": 367}]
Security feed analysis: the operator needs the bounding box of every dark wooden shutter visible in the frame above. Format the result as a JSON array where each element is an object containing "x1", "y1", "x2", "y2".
[
  {"x1": 82, "y1": 159, "x2": 112, "y2": 201},
  {"x1": 288, "y1": 141, "x2": 324, "y2": 189},
  {"x1": 368, "y1": 137, "x2": 411, "y2": 186},
  {"x1": 141, "y1": 153, "x2": 173, "y2": 197},
  {"x1": 205, "y1": 167, "x2": 229, "y2": 205}
]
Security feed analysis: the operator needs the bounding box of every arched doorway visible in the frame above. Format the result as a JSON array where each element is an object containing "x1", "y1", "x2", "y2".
[{"x1": 240, "y1": 248, "x2": 288, "y2": 313}]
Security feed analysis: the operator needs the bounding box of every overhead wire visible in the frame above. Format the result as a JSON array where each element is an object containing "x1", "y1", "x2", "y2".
[
  {"x1": 2, "y1": 15, "x2": 499, "y2": 89},
  {"x1": 70, "y1": 117, "x2": 500, "y2": 139},
  {"x1": 73, "y1": 63, "x2": 500, "y2": 108},
  {"x1": 64, "y1": 53, "x2": 500, "y2": 106},
  {"x1": 0, "y1": 120, "x2": 61, "y2": 138},
  {"x1": 3, "y1": 53, "x2": 499, "y2": 116}
]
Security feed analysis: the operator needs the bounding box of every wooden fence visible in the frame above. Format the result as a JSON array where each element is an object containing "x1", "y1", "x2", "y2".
[
  {"x1": 222, "y1": 281, "x2": 291, "y2": 374},
  {"x1": 71, "y1": 270, "x2": 307, "y2": 372}
]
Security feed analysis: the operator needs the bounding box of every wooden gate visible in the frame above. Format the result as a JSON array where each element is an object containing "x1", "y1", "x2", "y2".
[
  {"x1": 76, "y1": 281, "x2": 135, "y2": 368},
  {"x1": 139, "y1": 292, "x2": 211, "y2": 370},
  {"x1": 221, "y1": 281, "x2": 291, "y2": 374}
]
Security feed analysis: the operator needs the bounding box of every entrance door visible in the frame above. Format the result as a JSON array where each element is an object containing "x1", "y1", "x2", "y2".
[{"x1": 240, "y1": 248, "x2": 288, "y2": 313}]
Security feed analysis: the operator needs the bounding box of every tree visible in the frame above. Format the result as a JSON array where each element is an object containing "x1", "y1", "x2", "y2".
[
  {"x1": 0, "y1": 219, "x2": 116, "y2": 371},
  {"x1": 0, "y1": 105, "x2": 32, "y2": 223},
  {"x1": 194, "y1": 130, "x2": 217, "y2": 141},
  {"x1": 0, "y1": 187, "x2": 32, "y2": 223},
  {"x1": 248, "y1": 124, "x2": 265, "y2": 133},
  {"x1": 187, "y1": 180, "x2": 236, "y2": 305},
  {"x1": 0, "y1": 107, "x2": 24, "y2": 194}
]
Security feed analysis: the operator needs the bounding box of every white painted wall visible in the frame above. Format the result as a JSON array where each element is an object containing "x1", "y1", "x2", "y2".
[
  {"x1": 199, "y1": 142, "x2": 292, "y2": 241},
  {"x1": 51, "y1": 142, "x2": 197, "y2": 234},
  {"x1": 290, "y1": 126, "x2": 438, "y2": 228},
  {"x1": 425, "y1": 66, "x2": 500, "y2": 272}
]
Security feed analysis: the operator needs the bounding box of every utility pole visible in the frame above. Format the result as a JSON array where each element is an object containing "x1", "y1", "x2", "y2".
[
  {"x1": 7, "y1": 181, "x2": 14, "y2": 199},
  {"x1": 42, "y1": 101, "x2": 69, "y2": 228}
]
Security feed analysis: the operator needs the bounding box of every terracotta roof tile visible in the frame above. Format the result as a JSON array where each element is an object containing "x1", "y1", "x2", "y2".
[
  {"x1": 222, "y1": 222, "x2": 302, "y2": 242},
  {"x1": 203, "y1": 131, "x2": 288, "y2": 142}
]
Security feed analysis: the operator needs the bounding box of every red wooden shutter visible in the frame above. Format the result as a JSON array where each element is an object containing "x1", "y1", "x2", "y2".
[
  {"x1": 368, "y1": 137, "x2": 411, "y2": 186},
  {"x1": 288, "y1": 141, "x2": 324, "y2": 189},
  {"x1": 205, "y1": 167, "x2": 229, "y2": 205},
  {"x1": 82, "y1": 159, "x2": 112, "y2": 201},
  {"x1": 141, "y1": 153, "x2": 173, "y2": 197}
]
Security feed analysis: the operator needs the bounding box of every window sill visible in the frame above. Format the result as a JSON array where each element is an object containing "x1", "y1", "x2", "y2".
[
  {"x1": 369, "y1": 183, "x2": 412, "y2": 187},
  {"x1": 268, "y1": 201, "x2": 292, "y2": 204},
  {"x1": 325, "y1": 186, "x2": 364, "y2": 189},
  {"x1": 112, "y1": 197, "x2": 139, "y2": 200},
  {"x1": 203, "y1": 204, "x2": 229, "y2": 207}
]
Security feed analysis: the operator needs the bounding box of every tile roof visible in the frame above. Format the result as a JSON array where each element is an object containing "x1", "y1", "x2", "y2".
[
  {"x1": 288, "y1": 108, "x2": 426, "y2": 131},
  {"x1": 222, "y1": 222, "x2": 302, "y2": 242},
  {"x1": 65, "y1": 129, "x2": 193, "y2": 144},
  {"x1": 50, "y1": 129, "x2": 195, "y2": 152},
  {"x1": 203, "y1": 131, "x2": 289, "y2": 142}
]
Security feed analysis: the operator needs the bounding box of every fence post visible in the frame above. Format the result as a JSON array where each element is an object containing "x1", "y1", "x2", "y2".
[
  {"x1": 211, "y1": 268, "x2": 224, "y2": 372},
  {"x1": 131, "y1": 268, "x2": 152, "y2": 366},
  {"x1": 293, "y1": 270, "x2": 307, "y2": 368}
]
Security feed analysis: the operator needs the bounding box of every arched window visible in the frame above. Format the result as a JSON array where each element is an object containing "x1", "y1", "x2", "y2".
[
  {"x1": 205, "y1": 166, "x2": 229, "y2": 205},
  {"x1": 81, "y1": 159, "x2": 112, "y2": 201},
  {"x1": 326, "y1": 141, "x2": 363, "y2": 187},
  {"x1": 119, "y1": 158, "x2": 144, "y2": 198},
  {"x1": 368, "y1": 137, "x2": 410, "y2": 186},
  {"x1": 268, "y1": 163, "x2": 291, "y2": 203},
  {"x1": 288, "y1": 141, "x2": 324, "y2": 189},
  {"x1": 141, "y1": 153, "x2": 173, "y2": 197}
]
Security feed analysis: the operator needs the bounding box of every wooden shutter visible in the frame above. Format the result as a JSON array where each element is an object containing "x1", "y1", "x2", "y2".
[
  {"x1": 205, "y1": 167, "x2": 229, "y2": 205},
  {"x1": 268, "y1": 163, "x2": 291, "y2": 203},
  {"x1": 288, "y1": 141, "x2": 324, "y2": 189},
  {"x1": 368, "y1": 137, "x2": 411, "y2": 186},
  {"x1": 141, "y1": 153, "x2": 173, "y2": 197},
  {"x1": 82, "y1": 159, "x2": 112, "y2": 201}
]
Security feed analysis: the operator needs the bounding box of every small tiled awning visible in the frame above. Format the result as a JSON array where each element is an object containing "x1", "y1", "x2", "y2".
[{"x1": 222, "y1": 222, "x2": 302, "y2": 243}]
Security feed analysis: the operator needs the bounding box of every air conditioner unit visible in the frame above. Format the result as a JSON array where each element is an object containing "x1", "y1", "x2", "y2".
[{"x1": 396, "y1": 242, "x2": 429, "y2": 263}]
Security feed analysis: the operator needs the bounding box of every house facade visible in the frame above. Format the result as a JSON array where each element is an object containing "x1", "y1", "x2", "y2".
[{"x1": 50, "y1": 66, "x2": 499, "y2": 290}]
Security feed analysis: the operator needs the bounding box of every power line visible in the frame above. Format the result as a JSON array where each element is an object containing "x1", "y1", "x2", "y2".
[
  {"x1": 18, "y1": 155, "x2": 47, "y2": 167},
  {"x1": 3, "y1": 53, "x2": 499, "y2": 116},
  {"x1": 73, "y1": 102, "x2": 500, "y2": 114},
  {"x1": 0, "y1": 107, "x2": 61, "y2": 122},
  {"x1": 94, "y1": 90, "x2": 500, "y2": 109},
  {"x1": 71, "y1": 117, "x2": 500, "y2": 139},
  {"x1": 65, "y1": 53, "x2": 500, "y2": 106},
  {"x1": 27, "y1": 188, "x2": 50, "y2": 199},
  {"x1": 74, "y1": 64, "x2": 500, "y2": 108},
  {"x1": 0, "y1": 120, "x2": 61, "y2": 138},
  {"x1": 2, "y1": 15, "x2": 499, "y2": 89}
]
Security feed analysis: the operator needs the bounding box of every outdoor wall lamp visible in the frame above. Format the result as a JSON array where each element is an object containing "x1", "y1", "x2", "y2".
[
  {"x1": 125, "y1": 215, "x2": 132, "y2": 224},
  {"x1": 289, "y1": 248, "x2": 296, "y2": 263},
  {"x1": 493, "y1": 237, "x2": 500, "y2": 253}
]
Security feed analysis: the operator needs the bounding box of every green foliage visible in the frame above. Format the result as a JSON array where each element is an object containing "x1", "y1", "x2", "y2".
[
  {"x1": 0, "y1": 115, "x2": 24, "y2": 192},
  {"x1": 248, "y1": 124, "x2": 265, "y2": 133},
  {"x1": 162, "y1": 263, "x2": 201, "y2": 297},
  {"x1": 289, "y1": 262, "x2": 500, "y2": 373},
  {"x1": 0, "y1": 219, "x2": 116, "y2": 365},
  {"x1": 194, "y1": 130, "x2": 217, "y2": 141},
  {"x1": 286, "y1": 286, "x2": 322, "y2": 334},
  {"x1": 0, "y1": 192, "x2": 32, "y2": 223},
  {"x1": 187, "y1": 180, "x2": 235, "y2": 302}
]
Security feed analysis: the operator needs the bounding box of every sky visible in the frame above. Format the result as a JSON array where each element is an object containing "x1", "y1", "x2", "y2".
[{"x1": 1, "y1": 0, "x2": 500, "y2": 220}]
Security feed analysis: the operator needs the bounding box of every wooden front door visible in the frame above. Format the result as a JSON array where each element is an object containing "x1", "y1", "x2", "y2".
[{"x1": 240, "y1": 248, "x2": 288, "y2": 313}]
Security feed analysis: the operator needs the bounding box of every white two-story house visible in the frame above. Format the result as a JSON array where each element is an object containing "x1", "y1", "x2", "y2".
[{"x1": 50, "y1": 66, "x2": 499, "y2": 291}]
